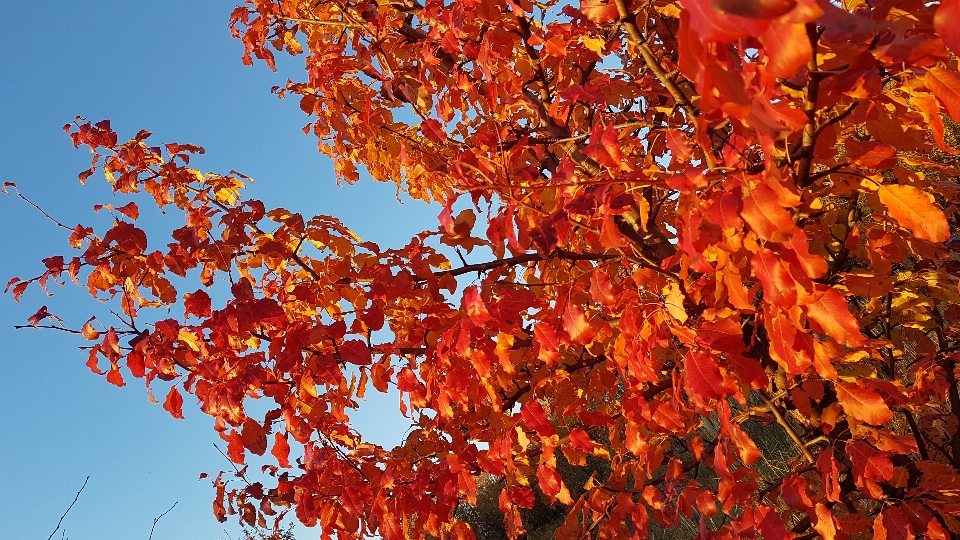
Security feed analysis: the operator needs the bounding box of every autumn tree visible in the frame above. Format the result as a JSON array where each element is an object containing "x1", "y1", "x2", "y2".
[{"x1": 8, "y1": 0, "x2": 960, "y2": 539}]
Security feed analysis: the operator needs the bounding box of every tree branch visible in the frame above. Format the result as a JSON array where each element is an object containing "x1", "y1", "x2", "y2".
[
  {"x1": 760, "y1": 390, "x2": 815, "y2": 463},
  {"x1": 433, "y1": 250, "x2": 617, "y2": 279},
  {"x1": 148, "y1": 501, "x2": 178, "y2": 540},
  {"x1": 47, "y1": 476, "x2": 89, "y2": 540}
]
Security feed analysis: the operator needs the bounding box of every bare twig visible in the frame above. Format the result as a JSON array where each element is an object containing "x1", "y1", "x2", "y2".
[
  {"x1": 47, "y1": 476, "x2": 89, "y2": 540},
  {"x1": 6, "y1": 184, "x2": 73, "y2": 231},
  {"x1": 148, "y1": 501, "x2": 178, "y2": 540},
  {"x1": 14, "y1": 324, "x2": 137, "y2": 335}
]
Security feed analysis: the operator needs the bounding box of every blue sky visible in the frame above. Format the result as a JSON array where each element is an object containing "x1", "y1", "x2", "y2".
[{"x1": 0, "y1": 2, "x2": 438, "y2": 538}]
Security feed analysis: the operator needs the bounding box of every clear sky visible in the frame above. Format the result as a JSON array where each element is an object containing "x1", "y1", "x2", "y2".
[{"x1": 0, "y1": 2, "x2": 437, "y2": 538}]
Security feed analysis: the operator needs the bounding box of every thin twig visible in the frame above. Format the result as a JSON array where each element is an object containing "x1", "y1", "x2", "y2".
[
  {"x1": 14, "y1": 324, "x2": 138, "y2": 335},
  {"x1": 47, "y1": 476, "x2": 89, "y2": 540},
  {"x1": 148, "y1": 501, "x2": 178, "y2": 540},
  {"x1": 213, "y1": 443, "x2": 252, "y2": 486},
  {"x1": 7, "y1": 185, "x2": 73, "y2": 231}
]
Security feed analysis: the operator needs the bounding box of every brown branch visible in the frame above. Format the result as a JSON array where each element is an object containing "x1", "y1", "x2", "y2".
[
  {"x1": 796, "y1": 24, "x2": 822, "y2": 188},
  {"x1": 502, "y1": 353, "x2": 611, "y2": 411},
  {"x1": 434, "y1": 250, "x2": 618, "y2": 279},
  {"x1": 148, "y1": 501, "x2": 178, "y2": 540},
  {"x1": 945, "y1": 359, "x2": 960, "y2": 469},
  {"x1": 272, "y1": 15, "x2": 364, "y2": 29},
  {"x1": 47, "y1": 476, "x2": 89, "y2": 540},
  {"x1": 612, "y1": 0, "x2": 714, "y2": 169},
  {"x1": 760, "y1": 390, "x2": 815, "y2": 463},
  {"x1": 289, "y1": 236, "x2": 323, "y2": 281},
  {"x1": 7, "y1": 184, "x2": 74, "y2": 231},
  {"x1": 904, "y1": 409, "x2": 930, "y2": 461},
  {"x1": 14, "y1": 324, "x2": 138, "y2": 335}
]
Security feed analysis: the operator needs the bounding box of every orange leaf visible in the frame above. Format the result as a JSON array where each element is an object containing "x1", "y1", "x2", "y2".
[
  {"x1": 741, "y1": 182, "x2": 796, "y2": 241},
  {"x1": 752, "y1": 248, "x2": 798, "y2": 308},
  {"x1": 877, "y1": 184, "x2": 950, "y2": 242},
  {"x1": 272, "y1": 433, "x2": 291, "y2": 468},
  {"x1": 464, "y1": 285, "x2": 492, "y2": 324},
  {"x1": 845, "y1": 140, "x2": 897, "y2": 169},
  {"x1": 762, "y1": 21, "x2": 810, "y2": 78},
  {"x1": 580, "y1": 0, "x2": 619, "y2": 23},
  {"x1": 926, "y1": 67, "x2": 960, "y2": 121},
  {"x1": 804, "y1": 287, "x2": 864, "y2": 347},
  {"x1": 81, "y1": 317, "x2": 100, "y2": 340},
  {"x1": 836, "y1": 382, "x2": 893, "y2": 425},
  {"x1": 562, "y1": 302, "x2": 595, "y2": 344},
  {"x1": 163, "y1": 386, "x2": 185, "y2": 419},
  {"x1": 813, "y1": 503, "x2": 837, "y2": 540}
]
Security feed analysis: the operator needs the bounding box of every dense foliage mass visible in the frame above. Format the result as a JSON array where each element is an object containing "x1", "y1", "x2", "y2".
[{"x1": 8, "y1": 0, "x2": 960, "y2": 539}]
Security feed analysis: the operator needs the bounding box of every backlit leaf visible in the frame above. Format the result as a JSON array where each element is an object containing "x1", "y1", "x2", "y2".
[
  {"x1": 836, "y1": 382, "x2": 893, "y2": 426},
  {"x1": 877, "y1": 184, "x2": 950, "y2": 242}
]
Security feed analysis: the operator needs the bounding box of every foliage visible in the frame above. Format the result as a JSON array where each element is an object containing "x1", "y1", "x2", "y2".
[{"x1": 7, "y1": 0, "x2": 960, "y2": 539}]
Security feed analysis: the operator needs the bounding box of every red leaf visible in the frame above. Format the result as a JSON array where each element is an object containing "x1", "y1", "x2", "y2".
[
  {"x1": 106, "y1": 367, "x2": 125, "y2": 387},
  {"x1": 845, "y1": 140, "x2": 897, "y2": 169},
  {"x1": 568, "y1": 428, "x2": 594, "y2": 452},
  {"x1": 780, "y1": 474, "x2": 814, "y2": 509},
  {"x1": 754, "y1": 505, "x2": 790, "y2": 540},
  {"x1": 684, "y1": 351, "x2": 727, "y2": 405},
  {"x1": 712, "y1": 0, "x2": 797, "y2": 19},
  {"x1": 85, "y1": 348, "x2": 105, "y2": 375},
  {"x1": 464, "y1": 285, "x2": 492, "y2": 324},
  {"x1": 27, "y1": 305, "x2": 51, "y2": 327},
  {"x1": 116, "y1": 201, "x2": 139, "y2": 220},
  {"x1": 521, "y1": 401, "x2": 557, "y2": 437},
  {"x1": 665, "y1": 128, "x2": 693, "y2": 163},
  {"x1": 163, "y1": 386, "x2": 185, "y2": 419},
  {"x1": 836, "y1": 382, "x2": 893, "y2": 426},
  {"x1": 226, "y1": 430, "x2": 245, "y2": 464},
  {"x1": 340, "y1": 339, "x2": 372, "y2": 365},
  {"x1": 184, "y1": 289, "x2": 212, "y2": 319},
  {"x1": 534, "y1": 322, "x2": 560, "y2": 365},
  {"x1": 935, "y1": 0, "x2": 960, "y2": 56},
  {"x1": 581, "y1": 122, "x2": 621, "y2": 169},
  {"x1": 817, "y1": 448, "x2": 842, "y2": 502},
  {"x1": 241, "y1": 418, "x2": 267, "y2": 456},
  {"x1": 537, "y1": 465, "x2": 573, "y2": 504}
]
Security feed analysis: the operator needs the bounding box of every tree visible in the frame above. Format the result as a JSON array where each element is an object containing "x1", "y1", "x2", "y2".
[{"x1": 7, "y1": 0, "x2": 960, "y2": 539}]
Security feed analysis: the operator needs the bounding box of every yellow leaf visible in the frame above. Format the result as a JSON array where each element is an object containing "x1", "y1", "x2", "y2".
[
  {"x1": 580, "y1": 36, "x2": 605, "y2": 55},
  {"x1": 177, "y1": 329, "x2": 202, "y2": 352}
]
